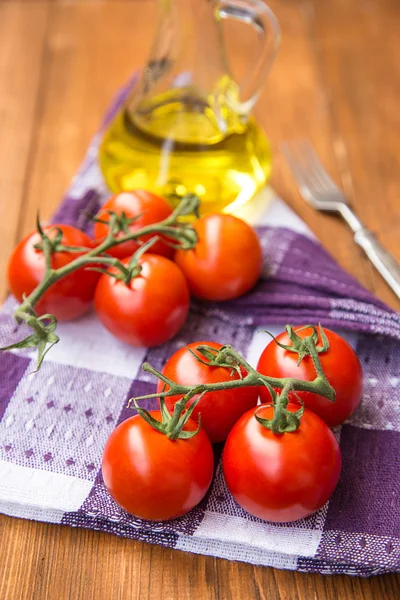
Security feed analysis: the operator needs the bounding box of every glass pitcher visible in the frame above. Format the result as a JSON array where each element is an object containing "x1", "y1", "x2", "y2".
[{"x1": 99, "y1": 0, "x2": 280, "y2": 214}]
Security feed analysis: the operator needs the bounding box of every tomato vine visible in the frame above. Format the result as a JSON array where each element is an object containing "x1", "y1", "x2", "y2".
[
  {"x1": 1, "y1": 194, "x2": 200, "y2": 369},
  {"x1": 130, "y1": 325, "x2": 336, "y2": 434}
]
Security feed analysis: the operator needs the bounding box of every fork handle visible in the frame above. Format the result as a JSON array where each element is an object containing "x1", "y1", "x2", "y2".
[{"x1": 354, "y1": 229, "x2": 400, "y2": 299}]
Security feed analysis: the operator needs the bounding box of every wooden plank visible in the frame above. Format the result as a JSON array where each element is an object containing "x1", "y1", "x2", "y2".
[
  {"x1": 241, "y1": 0, "x2": 399, "y2": 310},
  {"x1": 16, "y1": 0, "x2": 155, "y2": 238},
  {"x1": 1, "y1": 515, "x2": 400, "y2": 599},
  {"x1": 0, "y1": 1, "x2": 49, "y2": 301},
  {"x1": 1, "y1": 516, "x2": 400, "y2": 600},
  {"x1": 311, "y1": 0, "x2": 400, "y2": 308},
  {"x1": 257, "y1": 0, "x2": 376, "y2": 291}
]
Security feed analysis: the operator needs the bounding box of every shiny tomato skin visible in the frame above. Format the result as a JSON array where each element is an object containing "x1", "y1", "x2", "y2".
[
  {"x1": 174, "y1": 213, "x2": 262, "y2": 301},
  {"x1": 223, "y1": 403, "x2": 342, "y2": 523},
  {"x1": 7, "y1": 224, "x2": 100, "y2": 321},
  {"x1": 94, "y1": 254, "x2": 190, "y2": 347},
  {"x1": 102, "y1": 411, "x2": 214, "y2": 521},
  {"x1": 157, "y1": 341, "x2": 259, "y2": 443},
  {"x1": 257, "y1": 327, "x2": 363, "y2": 427},
  {"x1": 93, "y1": 191, "x2": 174, "y2": 259}
]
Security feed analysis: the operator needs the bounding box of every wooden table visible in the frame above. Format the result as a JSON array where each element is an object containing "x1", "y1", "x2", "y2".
[{"x1": 0, "y1": 1, "x2": 399, "y2": 598}]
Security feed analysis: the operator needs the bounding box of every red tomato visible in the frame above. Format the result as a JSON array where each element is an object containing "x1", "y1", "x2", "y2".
[
  {"x1": 94, "y1": 254, "x2": 190, "y2": 347},
  {"x1": 157, "y1": 341, "x2": 259, "y2": 443},
  {"x1": 93, "y1": 190, "x2": 174, "y2": 259},
  {"x1": 7, "y1": 224, "x2": 100, "y2": 321},
  {"x1": 174, "y1": 214, "x2": 262, "y2": 301},
  {"x1": 257, "y1": 327, "x2": 363, "y2": 427},
  {"x1": 223, "y1": 403, "x2": 342, "y2": 522},
  {"x1": 102, "y1": 412, "x2": 214, "y2": 521}
]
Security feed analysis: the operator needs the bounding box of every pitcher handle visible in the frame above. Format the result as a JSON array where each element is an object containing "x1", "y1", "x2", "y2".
[{"x1": 216, "y1": 0, "x2": 280, "y2": 113}]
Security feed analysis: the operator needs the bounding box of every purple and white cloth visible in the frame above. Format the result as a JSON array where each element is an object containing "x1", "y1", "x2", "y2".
[{"x1": 1, "y1": 83, "x2": 400, "y2": 577}]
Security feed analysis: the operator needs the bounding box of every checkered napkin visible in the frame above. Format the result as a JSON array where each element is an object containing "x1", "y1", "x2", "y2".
[{"x1": 1, "y1": 81, "x2": 400, "y2": 577}]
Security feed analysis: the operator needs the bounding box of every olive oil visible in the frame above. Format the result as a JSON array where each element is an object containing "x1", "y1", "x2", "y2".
[{"x1": 98, "y1": 88, "x2": 272, "y2": 215}]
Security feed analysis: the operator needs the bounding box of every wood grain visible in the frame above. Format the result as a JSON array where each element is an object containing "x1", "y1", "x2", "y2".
[
  {"x1": 311, "y1": 0, "x2": 400, "y2": 307},
  {"x1": 1, "y1": 517, "x2": 400, "y2": 600},
  {"x1": 0, "y1": 1, "x2": 49, "y2": 300},
  {"x1": 16, "y1": 1, "x2": 155, "y2": 238},
  {"x1": 265, "y1": 0, "x2": 400, "y2": 309},
  {"x1": 0, "y1": 1, "x2": 399, "y2": 599}
]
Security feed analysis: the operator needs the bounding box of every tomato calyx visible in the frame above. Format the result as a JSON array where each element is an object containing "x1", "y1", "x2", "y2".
[
  {"x1": 33, "y1": 217, "x2": 91, "y2": 255},
  {"x1": 255, "y1": 382, "x2": 305, "y2": 433},
  {"x1": 90, "y1": 195, "x2": 199, "y2": 252},
  {"x1": 187, "y1": 344, "x2": 244, "y2": 379},
  {"x1": 131, "y1": 386, "x2": 205, "y2": 440},
  {"x1": 262, "y1": 324, "x2": 329, "y2": 366},
  {"x1": 91, "y1": 209, "x2": 145, "y2": 235},
  {"x1": 171, "y1": 193, "x2": 200, "y2": 220},
  {"x1": 92, "y1": 237, "x2": 160, "y2": 285}
]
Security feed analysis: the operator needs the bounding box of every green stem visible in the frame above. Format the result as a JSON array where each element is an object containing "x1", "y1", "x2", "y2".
[
  {"x1": 42, "y1": 235, "x2": 53, "y2": 273},
  {"x1": 166, "y1": 396, "x2": 189, "y2": 436},
  {"x1": 133, "y1": 368, "x2": 332, "y2": 402},
  {"x1": 269, "y1": 381, "x2": 291, "y2": 433},
  {"x1": 132, "y1": 344, "x2": 336, "y2": 406},
  {"x1": 129, "y1": 335, "x2": 336, "y2": 436}
]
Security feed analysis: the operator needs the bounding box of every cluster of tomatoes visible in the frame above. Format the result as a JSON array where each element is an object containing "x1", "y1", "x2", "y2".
[
  {"x1": 6, "y1": 189, "x2": 363, "y2": 526},
  {"x1": 7, "y1": 190, "x2": 262, "y2": 347},
  {"x1": 102, "y1": 327, "x2": 363, "y2": 524}
]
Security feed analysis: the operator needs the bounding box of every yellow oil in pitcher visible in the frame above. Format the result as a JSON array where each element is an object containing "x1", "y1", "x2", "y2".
[
  {"x1": 98, "y1": 0, "x2": 280, "y2": 214},
  {"x1": 98, "y1": 86, "x2": 272, "y2": 215}
]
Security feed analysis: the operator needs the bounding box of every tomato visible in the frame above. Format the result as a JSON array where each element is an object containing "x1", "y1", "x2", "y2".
[
  {"x1": 93, "y1": 190, "x2": 174, "y2": 259},
  {"x1": 7, "y1": 224, "x2": 100, "y2": 321},
  {"x1": 102, "y1": 412, "x2": 214, "y2": 521},
  {"x1": 157, "y1": 341, "x2": 259, "y2": 443},
  {"x1": 223, "y1": 403, "x2": 342, "y2": 523},
  {"x1": 174, "y1": 213, "x2": 262, "y2": 301},
  {"x1": 257, "y1": 327, "x2": 363, "y2": 427},
  {"x1": 94, "y1": 254, "x2": 190, "y2": 347}
]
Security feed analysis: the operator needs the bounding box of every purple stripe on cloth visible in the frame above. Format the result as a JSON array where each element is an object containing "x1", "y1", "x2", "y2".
[
  {"x1": 277, "y1": 230, "x2": 386, "y2": 308},
  {"x1": 0, "y1": 353, "x2": 30, "y2": 421},
  {"x1": 297, "y1": 557, "x2": 390, "y2": 577},
  {"x1": 191, "y1": 303, "x2": 400, "y2": 340},
  {"x1": 52, "y1": 189, "x2": 102, "y2": 233},
  {"x1": 119, "y1": 379, "x2": 158, "y2": 423},
  {"x1": 0, "y1": 360, "x2": 135, "y2": 480},
  {"x1": 61, "y1": 510, "x2": 180, "y2": 548},
  {"x1": 324, "y1": 426, "x2": 400, "y2": 538},
  {"x1": 316, "y1": 529, "x2": 400, "y2": 572}
]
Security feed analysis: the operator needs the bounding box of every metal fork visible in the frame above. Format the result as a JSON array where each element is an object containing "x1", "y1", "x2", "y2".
[{"x1": 282, "y1": 140, "x2": 400, "y2": 299}]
